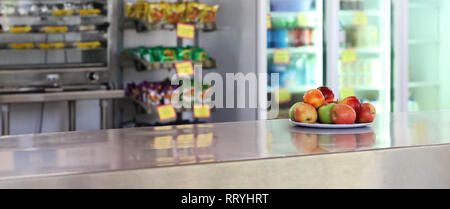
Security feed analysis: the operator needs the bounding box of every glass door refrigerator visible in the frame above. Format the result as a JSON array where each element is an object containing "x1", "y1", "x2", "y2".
[
  {"x1": 337, "y1": 0, "x2": 391, "y2": 114},
  {"x1": 266, "y1": 0, "x2": 324, "y2": 118},
  {"x1": 406, "y1": 0, "x2": 450, "y2": 112}
]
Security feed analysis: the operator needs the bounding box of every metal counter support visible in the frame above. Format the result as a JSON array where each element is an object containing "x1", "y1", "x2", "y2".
[
  {"x1": 100, "y1": 99, "x2": 108, "y2": 130},
  {"x1": 68, "y1": 101, "x2": 76, "y2": 132},
  {"x1": 1, "y1": 104, "x2": 10, "y2": 135},
  {"x1": 0, "y1": 90, "x2": 125, "y2": 136}
]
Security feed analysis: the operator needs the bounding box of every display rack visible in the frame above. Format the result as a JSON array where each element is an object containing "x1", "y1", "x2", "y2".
[
  {"x1": 123, "y1": 18, "x2": 217, "y2": 33},
  {"x1": 0, "y1": 0, "x2": 112, "y2": 92},
  {"x1": 120, "y1": 0, "x2": 218, "y2": 126},
  {"x1": 122, "y1": 53, "x2": 216, "y2": 72}
]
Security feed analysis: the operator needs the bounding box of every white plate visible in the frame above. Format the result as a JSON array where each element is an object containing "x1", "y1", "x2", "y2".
[{"x1": 289, "y1": 119, "x2": 372, "y2": 129}]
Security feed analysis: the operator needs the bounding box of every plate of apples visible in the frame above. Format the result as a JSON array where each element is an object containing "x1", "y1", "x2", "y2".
[{"x1": 289, "y1": 87, "x2": 376, "y2": 129}]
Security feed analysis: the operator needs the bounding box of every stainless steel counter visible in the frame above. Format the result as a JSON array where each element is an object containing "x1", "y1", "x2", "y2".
[
  {"x1": 0, "y1": 111, "x2": 449, "y2": 188},
  {"x1": 0, "y1": 90, "x2": 125, "y2": 135}
]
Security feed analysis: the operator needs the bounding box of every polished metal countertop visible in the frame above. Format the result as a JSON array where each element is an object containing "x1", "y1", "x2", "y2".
[{"x1": 0, "y1": 111, "x2": 449, "y2": 188}]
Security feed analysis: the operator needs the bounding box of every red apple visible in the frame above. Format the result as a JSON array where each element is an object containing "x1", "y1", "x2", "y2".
[
  {"x1": 339, "y1": 96, "x2": 361, "y2": 113},
  {"x1": 317, "y1": 87, "x2": 335, "y2": 103},
  {"x1": 303, "y1": 89, "x2": 326, "y2": 109},
  {"x1": 293, "y1": 102, "x2": 318, "y2": 124},
  {"x1": 331, "y1": 104, "x2": 357, "y2": 124},
  {"x1": 357, "y1": 103, "x2": 376, "y2": 123}
]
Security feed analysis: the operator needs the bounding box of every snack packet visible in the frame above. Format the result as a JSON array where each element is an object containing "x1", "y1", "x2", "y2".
[
  {"x1": 160, "y1": 48, "x2": 177, "y2": 62},
  {"x1": 192, "y1": 48, "x2": 210, "y2": 62},
  {"x1": 164, "y1": 2, "x2": 186, "y2": 24},
  {"x1": 162, "y1": 85, "x2": 180, "y2": 105},
  {"x1": 148, "y1": 3, "x2": 165, "y2": 24},
  {"x1": 142, "y1": 48, "x2": 155, "y2": 63},
  {"x1": 148, "y1": 82, "x2": 163, "y2": 106},
  {"x1": 130, "y1": 0, "x2": 146, "y2": 19},
  {"x1": 184, "y1": 2, "x2": 205, "y2": 23},
  {"x1": 177, "y1": 47, "x2": 193, "y2": 61},
  {"x1": 199, "y1": 5, "x2": 219, "y2": 23},
  {"x1": 125, "y1": 2, "x2": 133, "y2": 17}
]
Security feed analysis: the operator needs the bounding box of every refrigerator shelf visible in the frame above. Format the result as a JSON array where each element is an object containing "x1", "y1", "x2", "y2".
[
  {"x1": 0, "y1": 41, "x2": 106, "y2": 51},
  {"x1": 123, "y1": 54, "x2": 217, "y2": 72},
  {"x1": 0, "y1": 23, "x2": 109, "y2": 34},
  {"x1": 409, "y1": 3, "x2": 440, "y2": 10},
  {"x1": 339, "y1": 10, "x2": 382, "y2": 17},
  {"x1": 339, "y1": 47, "x2": 383, "y2": 54},
  {"x1": 123, "y1": 18, "x2": 217, "y2": 33},
  {"x1": 408, "y1": 82, "x2": 440, "y2": 89},
  {"x1": 408, "y1": 39, "x2": 440, "y2": 45}
]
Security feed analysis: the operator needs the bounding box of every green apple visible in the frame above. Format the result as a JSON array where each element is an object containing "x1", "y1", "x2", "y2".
[
  {"x1": 318, "y1": 103, "x2": 336, "y2": 124},
  {"x1": 289, "y1": 102, "x2": 302, "y2": 121}
]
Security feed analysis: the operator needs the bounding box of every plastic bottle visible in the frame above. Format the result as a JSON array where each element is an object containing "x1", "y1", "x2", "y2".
[
  {"x1": 408, "y1": 98, "x2": 420, "y2": 112},
  {"x1": 273, "y1": 29, "x2": 289, "y2": 48}
]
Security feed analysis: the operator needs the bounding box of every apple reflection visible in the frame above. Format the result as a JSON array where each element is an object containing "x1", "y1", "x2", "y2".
[{"x1": 291, "y1": 127, "x2": 376, "y2": 154}]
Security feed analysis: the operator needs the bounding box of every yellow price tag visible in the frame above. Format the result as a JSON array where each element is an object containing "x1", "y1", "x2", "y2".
[
  {"x1": 193, "y1": 105, "x2": 211, "y2": 119},
  {"x1": 10, "y1": 43, "x2": 34, "y2": 49},
  {"x1": 153, "y1": 136, "x2": 173, "y2": 150},
  {"x1": 175, "y1": 61, "x2": 194, "y2": 78},
  {"x1": 267, "y1": 14, "x2": 272, "y2": 29},
  {"x1": 297, "y1": 13, "x2": 308, "y2": 27},
  {"x1": 177, "y1": 23, "x2": 195, "y2": 40},
  {"x1": 197, "y1": 133, "x2": 213, "y2": 148},
  {"x1": 177, "y1": 134, "x2": 195, "y2": 149},
  {"x1": 342, "y1": 49, "x2": 357, "y2": 63},
  {"x1": 157, "y1": 104, "x2": 177, "y2": 122},
  {"x1": 76, "y1": 41, "x2": 101, "y2": 49},
  {"x1": 79, "y1": 9, "x2": 101, "y2": 16},
  {"x1": 273, "y1": 49, "x2": 290, "y2": 65},
  {"x1": 10, "y1": 26, "x2": 32, "y2": 33},
  {"x1": 341, "y1": 88, "x2": 356, "y2": 99},
  {"x1": 276, "y1": 88, "x2": 292, "y2": 104},
  {"x1": 44, "y1": 26, "x2": 68, "y2": 33},
  {"x1": 354, "y1": 12, "x2": 368, "y2": 26},
  {"x1": 53, "y1": 10, "x2": 67, "y2": 16}
]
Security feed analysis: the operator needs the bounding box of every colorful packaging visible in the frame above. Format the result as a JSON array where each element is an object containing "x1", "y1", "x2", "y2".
[
  {"x1": 162, "y1": 85, "x2": 180, "y2": 105},
  {"x1": 184, "y1": 2, "x2": 205, "y2": 23},
  {"x1": 160, "y1": 48, "x2": 177, "y2": 62},
  {"x1": 148, "y1": 3, "x2": 165, "y2": 24},
  {"x1": 142, "y1": 48, "x2": 155, "y2": 62},
  {"x1": 164, "y1": 2, "x2": 186, "y2": 24},
  {"x1": 192, "y1": 48, "x2": 210, "y2": 62},
  {"x1": 125, "y1": 3, "x2": 133, "y2": 17},
  {"x1": 148, "y1": 82, "x2": 163, "y2": 106},
  {"x1": 199, "y1": 5, "x2": 219, "y2": 23},
  {"x1": 177, "y1": 47, "x2": 193, "y2": 61},
  {"x1": 129, "y1": 0, "x2": 146, "y2": 19},
  {"x1": 151, "y1": 46, "x2": 164, "y2": 62}
]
